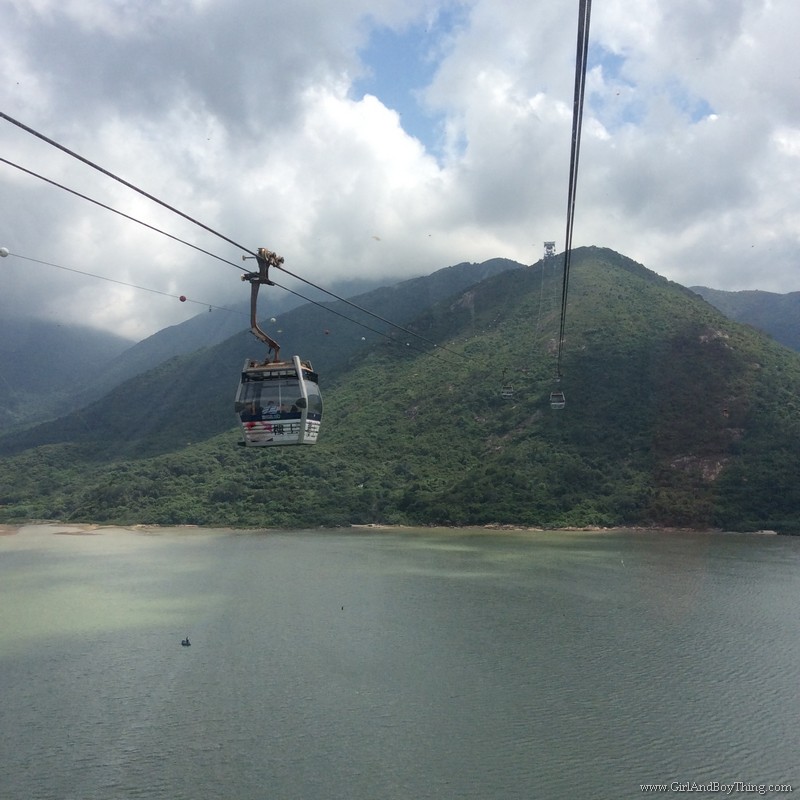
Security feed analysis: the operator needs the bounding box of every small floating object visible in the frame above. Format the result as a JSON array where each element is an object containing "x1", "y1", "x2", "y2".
[{"x1": 181, "y1": 637, "x2": 191, "y2": 647}]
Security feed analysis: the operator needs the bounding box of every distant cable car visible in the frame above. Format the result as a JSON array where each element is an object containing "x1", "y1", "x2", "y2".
[
  {"x1": 550, "y1": 390, "x2": 566, "y2": 410},
  {"x1": 235, "y1": 248, "x2": 323, "y2": 446},
  {"x1": 500, "y1": 369, "x2": 515, "y2": 400}
]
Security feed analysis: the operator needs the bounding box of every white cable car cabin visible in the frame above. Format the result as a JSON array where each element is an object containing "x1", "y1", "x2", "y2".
[
  {"x1": 501, "y1": 385, "x2": 514, "y2": 400},
  {"x1": 236, "y1": 355, "x2": 322, "y2": 446},
  {"x1": 235, "y1": 247, "x2": 323, "y2": 446},
  {"x1": 550, "y1": 391, "x2": 566, "y2": 410}
]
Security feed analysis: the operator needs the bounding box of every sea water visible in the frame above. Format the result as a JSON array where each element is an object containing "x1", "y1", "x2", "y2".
[{"x1": 1, "y1": 524, "x2": 798, "y2": 799}]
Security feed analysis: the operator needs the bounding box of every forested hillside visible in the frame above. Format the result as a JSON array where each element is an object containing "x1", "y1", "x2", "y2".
[
  {"x1": 2, "y1": 247, "x2": 800, "y2": 532},
  {"x1": 691, "y1": 286, "x2": 800, "y2": 352},
  {"x1": 0, "y1": 318, "x2": 132, "y2": 431}
]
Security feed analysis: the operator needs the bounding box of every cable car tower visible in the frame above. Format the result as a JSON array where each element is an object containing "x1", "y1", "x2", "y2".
[{"x1": 234, "y1": 248, "x2": 323, "y2": 446}]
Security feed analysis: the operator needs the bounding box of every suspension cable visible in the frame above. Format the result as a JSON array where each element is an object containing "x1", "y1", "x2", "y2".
[
  {"x1": 0, "y1": 157, "x2": 246, "y2": 271},
  {"x1": 3, "y1": 251, "x2": 244, "y2": 314},
  {"x1": 556, "y1": 0, "x2": 592, "y2": 379},
  {"x1": 0, "y1": 110, "x2": 258, "y2": 258}
]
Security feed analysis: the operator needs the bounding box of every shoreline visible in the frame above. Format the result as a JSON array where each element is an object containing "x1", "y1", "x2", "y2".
[{"x1": 0, "y1": 521, "x2": 782, "y2": 537}]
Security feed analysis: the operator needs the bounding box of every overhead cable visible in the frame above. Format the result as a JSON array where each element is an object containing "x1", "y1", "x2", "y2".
[
  {"x1": 3, "y1": 251, "x2": 242, "y2": 313},
  {"x1": 556, "y1": 0, "x2": 592, "y2": 378},
  {"x1": 0, "y1": 110, "x2": 257, "y2": 258},
  {"x1": 0, "y1": 157, "x2": 245, "y2": 271}
]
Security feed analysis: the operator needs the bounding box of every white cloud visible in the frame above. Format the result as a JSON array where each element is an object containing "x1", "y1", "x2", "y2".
[{"x1": 1, "y1": 0, "x2": 799, "y2": 340}]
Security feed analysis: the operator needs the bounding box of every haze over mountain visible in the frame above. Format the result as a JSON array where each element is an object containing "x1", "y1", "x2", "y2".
[
  {"x1": 0, "y1": 318, "x2": 132, "y2": 431},
  {"x1": 2, "y1": 247, "x2": 799, "y2": 534}
]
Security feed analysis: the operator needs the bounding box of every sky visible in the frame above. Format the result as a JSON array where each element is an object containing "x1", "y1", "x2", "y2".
[{"x1": 1, "y1": 0, "x2": 799, "y2": 341}]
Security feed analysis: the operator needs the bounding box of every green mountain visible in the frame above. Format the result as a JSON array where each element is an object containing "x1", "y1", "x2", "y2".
[
  {"x1": 2, "y1": 247, "x2": 800, "y2": 533},
  {"x1": 691, "y1": 286, "x2": 800, "y2": 352}
]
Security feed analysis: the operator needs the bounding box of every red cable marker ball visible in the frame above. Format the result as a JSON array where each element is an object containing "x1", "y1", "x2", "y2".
[{"x1": 179, "y1": 295, "x2": 187, "y2": 302}]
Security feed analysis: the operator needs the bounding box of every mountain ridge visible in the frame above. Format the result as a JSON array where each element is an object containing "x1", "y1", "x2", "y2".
[{"x1": 690, "y1": 285, "x2": 800, "y2": 351}]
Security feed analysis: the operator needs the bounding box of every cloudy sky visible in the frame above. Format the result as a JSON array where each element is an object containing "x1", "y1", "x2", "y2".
[{"x1": 1, "y1": 0, "x2": 799, "y2": 341}]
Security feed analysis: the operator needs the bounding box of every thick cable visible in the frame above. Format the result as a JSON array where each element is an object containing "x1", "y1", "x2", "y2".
[
  {"x1": 0, "y1": 157, "x2": 246, "y2": 271},
  {"x1": 0, "y1": 110, "x2": 258, "y2": 258},
  {"x1": 556, "y1": 0, "x2": 592, "y2": 378}
]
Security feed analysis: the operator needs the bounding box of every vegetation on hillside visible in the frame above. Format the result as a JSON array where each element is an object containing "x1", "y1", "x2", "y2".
[
  {"x1": 2, "y1": 247, "x2": 800, "y2": 532},
  {"x1": 693, "y1": 285, "x2": 800, "y2": 352}
]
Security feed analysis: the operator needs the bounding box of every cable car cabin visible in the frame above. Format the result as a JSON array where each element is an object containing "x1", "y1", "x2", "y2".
[
  {"x1": 550, "y1": 391, "x2": 566, "y2": 410},
  {"x1": 235, "y1": 355, "x2": 322, "y2": 446},
  {"x1": 501, "y1": 385, "x2": 514, "y2": 400}
]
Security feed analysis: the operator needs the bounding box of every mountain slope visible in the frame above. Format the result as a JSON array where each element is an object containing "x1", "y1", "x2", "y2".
[
  {"x1": 0, "y1": 257, "x2": 522, "y2": 457},
  {"x1": 2, "y1": 246, "x2": 800, "y2": 532},
  {"x1": 691, "y1": 286, "x2": 800, "y2": 351},
  {"x1": 69, "y1": 274, "x2": 396, "y2": 407}
]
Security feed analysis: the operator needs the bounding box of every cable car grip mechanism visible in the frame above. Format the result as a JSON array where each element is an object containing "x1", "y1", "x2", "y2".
[{"x1": 242, "y1": 247, "x2": 284, "y2": 363}]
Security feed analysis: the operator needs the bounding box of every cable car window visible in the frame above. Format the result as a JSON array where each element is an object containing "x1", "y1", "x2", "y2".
[
  {"x1": 238, "y1": 378, "x2": 304, "y2": 421},
  {"x1": 304, "y1": 379, "x2": 323, "y2": 419}
]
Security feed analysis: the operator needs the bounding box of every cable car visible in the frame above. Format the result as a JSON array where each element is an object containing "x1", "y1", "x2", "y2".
[
  {"x1": 500, "y1": 369, "x2": 515, "y2": 400},
  {"x1": 236, "y1": 247, "x2": 322, "y2": 446},
  {"x1": 236, "y1": 355, "x2": 322, "y2": 446},
  {"x1": 550, "y1": 391, "x2": 566, "y2": 410}
]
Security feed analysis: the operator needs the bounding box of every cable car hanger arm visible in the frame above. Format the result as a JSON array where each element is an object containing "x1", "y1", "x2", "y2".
[{"x1": 242, "y1": 247, "x2": 283, "y2": 362}]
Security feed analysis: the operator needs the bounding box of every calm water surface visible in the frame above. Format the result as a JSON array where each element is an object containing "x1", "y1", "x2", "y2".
[{"x1": 1, "y1": 524, "x2": 798, "y2": 799}]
